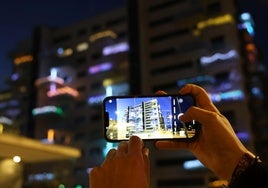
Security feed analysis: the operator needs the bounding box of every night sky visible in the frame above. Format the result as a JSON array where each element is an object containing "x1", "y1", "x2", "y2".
[
  {"x1": 0, "y1": 0, "x2": 267, "y2": 91},
  {"x1": 0, "y1": 0, "x2": 126, "y2": 90}
]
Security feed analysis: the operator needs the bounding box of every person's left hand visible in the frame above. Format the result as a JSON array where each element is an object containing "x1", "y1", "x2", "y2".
[{"x1": 89, "y1": 136, "x2": 150, "y2": 188}]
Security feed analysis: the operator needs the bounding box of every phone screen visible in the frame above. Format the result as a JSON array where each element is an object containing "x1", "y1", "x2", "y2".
[{"x1": 103, "y1": 94, "x2": 200, "y2": 141}]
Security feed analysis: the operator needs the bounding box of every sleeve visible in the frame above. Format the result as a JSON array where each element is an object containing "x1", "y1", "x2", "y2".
[{"x1": 229, "y1": 158, "x2": 268, "y2": 188}]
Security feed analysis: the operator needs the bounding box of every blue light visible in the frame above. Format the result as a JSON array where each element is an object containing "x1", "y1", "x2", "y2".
[
  {"x1": 239, "y1": 12, "x2": 255, "y2": 36},
  {"x1": 183, "y1": 159, "x2": 205, "y2": 170}
]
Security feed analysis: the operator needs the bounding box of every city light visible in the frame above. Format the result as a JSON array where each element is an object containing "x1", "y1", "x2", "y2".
[
  {"x1": 13, "y1": 156, "x2": 21, "y2": 163},
  {"x1": 197, "y1": 14, "x2": 234, "y2": 30},
  {"x1": 89, "y1": 30, "x2": 117, "y2": 42},
  {"x1": 47, "y1": 86, "x2": 79, "y2": 97},
  {"x1": 32, "y1": 106, "x2": 64, "y2": 116},
  {"x1": 183, "y1": 159, "x2": 204, "y2": 170},
  {"x1": 102, "y1": 42, "x2": 129, "y2": 56},
  {"x1": 14, "y1": 54, "x2": 33, "y2": 65},
  {"x1": 89, "y1": 62, "x2": 112, "y2": 74},
  {"x1": 200, "y1": 50, "x2": 238, "y2": 66}
]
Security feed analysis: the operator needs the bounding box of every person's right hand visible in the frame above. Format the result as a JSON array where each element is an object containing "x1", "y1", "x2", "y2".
[{"x1": 155, "y1": 84, "x2": 254, "y2": 182}]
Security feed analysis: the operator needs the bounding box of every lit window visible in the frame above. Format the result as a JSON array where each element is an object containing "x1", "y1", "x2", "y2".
[
  {"x1": 89, "y1": 30, "x2": 117, "y2": 42},
  {"x1": 14, "y1": 55, "x2": 33, "y2": 65},
  {"x1": 102, "y1": 42, "x2": 129, "y2": 56},
  {"x1": 76, "y1": 42, "x2": 89, "y2": 52},
  {"x1": 89, "y1": 62, "x2": 112, "y2": 74},
  {"x1": 208, "y1": 90, "x2": 244, "y2": 103},
  {"x1": 47, "y1": 86, "x2": 79, "y2": 97},
  {"x1": 197, "y1": 14, "x2": 234, "y2": 30},
  {"x1": 200, "y1": 50, "x2": 238, "y2": 66},
  {"x1": 32, "y1": 106, "x2": 63, "y2": 116},
  {"x1": 56, "y1": 47, "x2": 73, "y2": 57},
  {"x1": 88, "y1": 95, "x2": 106, "y2": 105}
]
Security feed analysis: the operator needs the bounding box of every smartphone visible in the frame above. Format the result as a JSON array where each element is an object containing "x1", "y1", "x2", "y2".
[{"x1": 103, "y1": 94, "x2": 200, "y2": 142}]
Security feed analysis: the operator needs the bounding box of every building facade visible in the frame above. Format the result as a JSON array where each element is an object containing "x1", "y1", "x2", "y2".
[
  {"x1": 31, "y1": 7, "x2": 129, "y2": 187},
  {"x1": 127, "y1": 0, "x2": 268, "y2": 187}
]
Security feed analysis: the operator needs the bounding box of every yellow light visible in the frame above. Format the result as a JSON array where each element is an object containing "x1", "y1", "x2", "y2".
[
  {"x1": 13, "y1": 156, "x2": 21, "y2": 163},
  {"x1": 47, "y1": 129, "x2": 54, "y2": 142},
  {"x1": 14, "y1": 55, "x2": 33, "y2": 65},
  {"x1": 103, "y1": 79, "x2": 113, "y2": 87},
  {"x1": 76, "y1": 42, "x2": 89, "y2": 52},
  {"x1": 0, "y1": 124, "x2": 3, "y2": 134},
  {"x1": 197, "y1": 14, "x2": 234, "y2": 30},
  {"x1": 89, "y1": 30, "x2": 117, "y2": 42}
]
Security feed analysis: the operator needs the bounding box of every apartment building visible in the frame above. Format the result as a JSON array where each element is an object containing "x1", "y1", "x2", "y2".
[
  {"x1": 127, "y1": 0, "x2": 267, "y2": 187},
  {"x1": 27, "y1": 7, "x2": 129, "y2": 187}
]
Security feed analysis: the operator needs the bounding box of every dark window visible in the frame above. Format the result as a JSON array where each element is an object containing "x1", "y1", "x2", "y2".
[
  {"x1": 77, "y1": 70, "x2": 87, "y2": 78},
  {"x1": 148, "y1": 0, "x2": 186, "y2": 12},
  {"x1": 151, "y1": 48, "x2": 176, "y2": 59},
  {"x1": 52, "y1": 35, "x2": 71, "y2": 44},
  {"x1": 151, "y1": 61, "x2": 193, "y2": 75},
  {"x1": 91, "y1": 52, "x2": 102, "y2": 60},
  {"x1": 77, "y1": 28, "x2": 87, "y2": 36},
  {"x1": 75, "y1": 100, "x2": 87, "y2": 108},
  {"x1": 106, "y1": 17, "x2": 126, "y2": 27},
  {"x1": 91, "y1": 24, "x2": 102, "y2": 31},
  {"x1": 91, "y1": 82, "x2": 103, "y2": 90},
  {"x1": 150, "y1": 28, "x2": 189, "y2": 43},
  {"x1": 74, "y1": 115, "x2": 86, "y2": 124},
  {"x1": 149, "y1": 16, "x2": 173, "y2": 27},
  {"x1": 207, "y1": 2, "x2": 221, "y2": 15},
  {"x1": 153, "y1": 82, "x2": 177, "y2": 92},
  {"x1": 77, "y1": 86, "x2": 86, "y2": 93},
  {"x1": 211, "y1": 35, "x2": 225, "y2": 50},
  {"x1": 90, "y1": 113, "x2": 101, "y2": 121}
]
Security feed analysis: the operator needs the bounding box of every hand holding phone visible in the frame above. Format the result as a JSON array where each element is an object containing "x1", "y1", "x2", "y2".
[{"x1": 102, "y1": 94, "x2": 200, "y2": 141}]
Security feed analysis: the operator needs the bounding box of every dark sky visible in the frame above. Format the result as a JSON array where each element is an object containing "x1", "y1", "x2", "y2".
[
  {"x1": 0, "y1": 0, "x2": 126, "y2": 91},
  {"x1": 0, "y1": 0, "x2": 267, "y2": 91}
]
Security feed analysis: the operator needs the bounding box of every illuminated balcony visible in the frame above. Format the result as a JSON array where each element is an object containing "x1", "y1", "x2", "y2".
[
  {"x1": 32, "y1": 105, "x2": 64, "y2": 124},
  {"x1": 35, "y1": 76, "x2": 64, "y2": 88}
]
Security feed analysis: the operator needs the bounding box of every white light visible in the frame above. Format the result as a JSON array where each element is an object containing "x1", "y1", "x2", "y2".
[{"x1": 13, "y1": 156, "x2": 21, "y2": 163}]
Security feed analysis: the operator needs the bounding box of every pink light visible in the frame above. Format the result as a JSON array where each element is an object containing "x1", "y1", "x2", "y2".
[{"x1": 35, "y1": 76, "x2": 64, "y2": 86}]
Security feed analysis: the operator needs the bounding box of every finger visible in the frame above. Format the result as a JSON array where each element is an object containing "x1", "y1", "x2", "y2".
[
  {"x1": 155, "y1": 90, "x2": 167, "y2": 95},
  {"x1": 142, "y1": 147, "x2": 150, "y2": 179},
  {"x1": 102, "y1": 148, "x2": 116, "y2": 165},
  {"x1": 128, "y1": 135, "x2": 143, "y2": 155},
  {"x1": 142, "y1": 147, "x2": 149, "y2": 157},
  {"x1": 179, "y1": 84, "x2": 219, "y2": 113},
  {"x1": 90, "y1": 167, "x2": 101, "y2": 187},
  {"x1": 117, "y1": 141, "x2": 128, "y2": 156},
  {"x1": 180, "y1": 106, "x2": 219, "y2": 126},
  {"x1": 155, "y1": 140, "x2": 189, "y2": 150}
]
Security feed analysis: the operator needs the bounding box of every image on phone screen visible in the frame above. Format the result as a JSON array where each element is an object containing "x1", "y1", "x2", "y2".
[{"x1": 103, "y1": 95, "x2": 199, "y2": 141}]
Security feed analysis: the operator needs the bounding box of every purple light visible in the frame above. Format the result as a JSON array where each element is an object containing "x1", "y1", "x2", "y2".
[
  {"x1": 236, "y1": 132, "x2": 250, "y2": 141},
  {"x1": 89, "y1": 62, "x2": 112, "y2": 74},
  {"x1": 102, "y1": 42, "x2": 129, "y2": 56}
]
